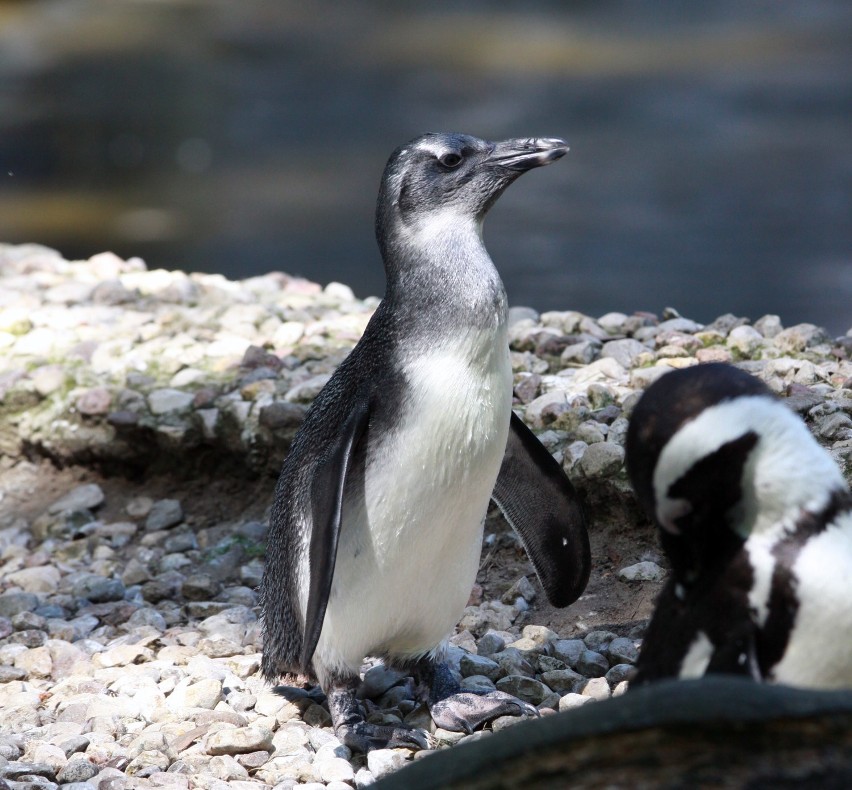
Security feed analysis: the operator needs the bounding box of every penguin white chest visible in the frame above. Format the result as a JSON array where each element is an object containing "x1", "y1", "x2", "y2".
[{"x1": 317, "y1": 328, "x2": 512, "y2": 676}]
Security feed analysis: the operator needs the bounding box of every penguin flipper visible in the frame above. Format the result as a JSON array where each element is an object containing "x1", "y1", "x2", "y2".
[
  {"x1": 300, "y1": 394, "x2": 371, "y2": 671},
  {"x1": 706, "y1": 621, "x2": 764, "y2": 681},
  {"x1": 492, "y1": 411, "x2": 591, "y2": 607}
]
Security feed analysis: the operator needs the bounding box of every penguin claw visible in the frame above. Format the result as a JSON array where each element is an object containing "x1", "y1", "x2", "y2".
[
  {"x1": 429, "y1": 690, "x2": 539, "y2": 733},
  {"x1": 336, "y1": 721, "x2": 430, "y2": 753}
]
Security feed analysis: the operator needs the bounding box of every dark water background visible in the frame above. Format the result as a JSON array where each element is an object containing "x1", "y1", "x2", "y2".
[{"x1": 1, "y1": 0, "x2": 850, "y2": 333}]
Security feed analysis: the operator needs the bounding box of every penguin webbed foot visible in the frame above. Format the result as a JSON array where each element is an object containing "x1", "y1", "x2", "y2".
[
  {"x1": 408, "y1": 657, "x2": 539, "y2": 734},
  {"x1": 327, "y1": 676, "x2": 430, "y2": 753},
  {"x1": 336, "y1": 721, "x2": 430, "y2": 753},
  {"x1": 429, "y1": 690, "x2": 539, "y2": 734}
]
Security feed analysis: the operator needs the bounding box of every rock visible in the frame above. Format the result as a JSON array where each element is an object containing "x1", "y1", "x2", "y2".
[
  {"x1": 577, "y1": 442, "x2": 625, "y2": 478},
  {"x1": 71, "y1": 575, "x2": 125, "y2": 603},
  {"x1": 366, "y1": 749, "x2": 409, "y2": 779},
  {"x1": 727, "y1": 325, "x2": 765, "y2": 355},
  {"x1": 618, "y1": 561, "x2": 666, "y2": 582},
  {"x1": 182, "y1": 574, "x2": 223, "y2": 601},
  {"x1": 168, "y1": 679, "x2": 224, "y2": 711},
  {"x1": 502, "y1": 576, "x2": 537, "y2": 606},
  {"x1": 551, "y1": 639, "x2": 585, "y2": 668},
  {"x1": 576, "y1": 650, "x2": 610, "y2": 678},
  {"x1": 148, "y1": 388, "x2": 195, "y2": 414},
  {"x1": 126, "y1": 749, "x2": 170, "y2": 776},
  {"x1": 583, "y1": 631, "x2": 618, "y2": 653},
  {"x1": 755, "y1": 314, "x2": 783, "y2": 338},
  {"x1": 56, "y1": 759, "x2": 99, "y2": 784},
  {"x1": 459, "y1": 653, "x2": 501, "y2": 681},
  {"x1": 608, "y1": 637, "x2": 640, "y2": 665},
  {"x1": 316, "y1": 756, "x2": 356, "y2": 784},
  {"x1": 773, "y1": 323, "x2": 829, "y2": 353},
  {"x1": 357, "y1": 665, "x2": 407, "y2": 700},
  {"x1": 460, "y1": 675, "x2": 498, "y2": 693},
  {"x1": 495, "y1": 675, "x2": 551, "y2": 705},
  {"x1": 540, "y1": 669, "x2": 584, "y2": 695},
  {"x1": 561, "y1": 341, "x2": 599, "y2": 365},
  {"x1": 606, "y1": 664, "x2": 637, "y2": 686},
  {"x1": 4, "y1": 566, "x2": 60, "y2": 594},
  {"x1": 558, "y1": 692, "x2": 595, "y2": 711},
  {"x1": 491, "y1": 648, "x2": 535, "y2": 679},
  {"x1": 508, "y1": 306, "x2": 540, "y2": 326},
  {"x1": 657, "y1": 317, "x2": 703, "y2": 334},
  {"x1": 76, "y1": 387, "x2": 112, "y2": 415},
  {"x1": 48, "y1": 484, "x2": 105, "y2": 515},
  {"x1": 600, "y1": 338, "x2": 647, "y2": 368},
  {"x1": 141, "y1": 572, "x2": 185, "y2": 603},
  {"x1": 581, "y1": 677, "x2": 612, "y2": 700},
  {"x1": 476, "y1": 630, "x2": 507, "y2": 656},
  {"x1": 695, "y1": 346, "x2": 733, "y2": 363},
  {"x1": 205, "y1": 727, "x2": 273, "y2": 756},
  {"x1": 630, "y1": 365, "x2": 673, "y2": 389},
  {"x1": 145, "y1": 499, "x2": 184, "y2": 531}
]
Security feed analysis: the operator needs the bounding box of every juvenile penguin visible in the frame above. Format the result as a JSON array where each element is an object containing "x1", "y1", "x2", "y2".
[
  {"x1": 261, "y1": 133, "x2": 591, "y2": 751},
  {"x1": 626, "y1": 362, "x2": 852, "y2": 688}
]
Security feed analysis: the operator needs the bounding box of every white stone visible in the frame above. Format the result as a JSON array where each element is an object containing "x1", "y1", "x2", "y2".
[
  {"x1": 4, "y1": 565, "x2": 61, "y2": 593},
  {"x1": 366, "y1": 748, "x2": 409, "y2": 779},
  {"x1": 316, "y1": 755, "x2": 356, "y2": 783},
  {"x1": 618, "y1": 561, "x2": 666, "y2": 582},
  {"x1": 558, "y1": 693, "x2": 595, "y2": 711},
  {"x1": 581, "y1": 677, "x2": 612, "y2": 700},
  {"x1": 167, "y1": 678, "x2": 223, "y2": 711}
]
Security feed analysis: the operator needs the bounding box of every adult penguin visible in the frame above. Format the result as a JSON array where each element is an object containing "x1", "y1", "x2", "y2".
[{"x1": 626, "y1": 362, "x2": 852, "y2": 689}]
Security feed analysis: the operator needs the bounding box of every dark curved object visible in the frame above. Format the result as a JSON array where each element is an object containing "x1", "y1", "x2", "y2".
[
  {"x1": 492, "y1": 411, "x2": 591, "y2": 607},
  {"x1": 374, "y1": 677, "x2": 852, "y2": 789},
  {"x1": 301, "y1": 394, "x2": 370, "y2": 670}
]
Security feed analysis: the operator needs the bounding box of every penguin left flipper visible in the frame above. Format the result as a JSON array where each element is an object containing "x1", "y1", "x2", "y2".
[
  {"x1": 492, "y1": 412, "x2": 591, "y2": 607},
  {"x1": 300, "y1": 393, "x2": 371, "y2": 671}
]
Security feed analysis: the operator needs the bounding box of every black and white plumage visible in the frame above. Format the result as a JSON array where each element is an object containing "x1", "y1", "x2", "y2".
[
  {"x1": 260, "y1": 133, "x2": 590, "y2": 751},
  {"x1": 626, "y1": 362, "x2": 852, "y2": 689}
]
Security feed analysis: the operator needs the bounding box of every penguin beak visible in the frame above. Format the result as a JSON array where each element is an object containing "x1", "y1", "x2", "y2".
[{"x1": 487, "y1": 137, "x2": 569, "y2": 172}]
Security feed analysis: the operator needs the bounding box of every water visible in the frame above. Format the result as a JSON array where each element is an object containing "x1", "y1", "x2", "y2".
[{"x1": 1, "y1": 0, "x2": 850, "y2": 333}]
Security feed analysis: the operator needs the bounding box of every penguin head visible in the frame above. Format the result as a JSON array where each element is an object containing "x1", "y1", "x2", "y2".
[
  {"x1": 375, "y1": 133, "x2": 567, "y2": 259},
  {"x1": 626, "y1": 363, "x2": 845, "y2": 571}
]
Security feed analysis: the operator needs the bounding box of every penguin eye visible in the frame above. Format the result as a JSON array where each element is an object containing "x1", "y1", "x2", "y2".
[{"x1": 438, "y1": 152, "x2": 463, "y2": 169}]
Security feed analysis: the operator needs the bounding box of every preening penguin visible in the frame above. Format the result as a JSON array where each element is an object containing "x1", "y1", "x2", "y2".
[
  {"x1": 626, "y1": 362, "x2": 852, "y2": 689},
  {"x1": 260, "y1": 133, "x2": 590, "y2": 751}
]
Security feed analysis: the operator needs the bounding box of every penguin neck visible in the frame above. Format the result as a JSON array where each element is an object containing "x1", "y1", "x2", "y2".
[
  {"x1": 380, "y1": 211, "x2": 508, "y2": 334},
  {"x1": 737, "y1": 403, "x2": 848, "y2": 540}
]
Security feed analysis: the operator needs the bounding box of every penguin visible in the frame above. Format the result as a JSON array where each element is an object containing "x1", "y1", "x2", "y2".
[
  {"x1": 260, "y1": 133, "x2": 591, "y2": 752},
  {"x1": 625, "y1": 362, "x2": 852, "y2": 689}
]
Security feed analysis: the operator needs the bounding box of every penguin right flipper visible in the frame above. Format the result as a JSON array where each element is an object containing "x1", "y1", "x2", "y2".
[
  {"x1": 300, "y1": 393, "x2": 371, "y2": 671},
  {"x1": 492, "y1": 411, "x2": 591, "y2": 607},
  {"x1": 706, "y1": 624, "x2": 763, "y2": 680}
]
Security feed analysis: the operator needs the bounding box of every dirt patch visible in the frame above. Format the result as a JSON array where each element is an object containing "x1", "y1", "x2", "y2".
[{"x1": 0, "y1": 458, "x2": 663, "y2": 638}]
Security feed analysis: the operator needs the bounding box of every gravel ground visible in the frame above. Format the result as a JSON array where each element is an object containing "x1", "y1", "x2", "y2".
[{"x1": 1, "y1": 244, "x2": 850, "y2": 789}]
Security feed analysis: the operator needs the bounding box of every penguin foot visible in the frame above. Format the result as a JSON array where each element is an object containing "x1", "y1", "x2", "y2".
[
  {"x1": 327, "y1": 675, "x2": 430, "y2": 753},
  {"x1": 336, "y1": 721, "x2": 430, "y2": 753},
  {"x1": 429, "y1": 690, "x2": 539, "y2": 734}
]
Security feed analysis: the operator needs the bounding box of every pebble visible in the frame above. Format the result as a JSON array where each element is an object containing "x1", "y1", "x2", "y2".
[
  {"x1": 576, "y1": 442, "x2": 625, "y2": 478},
  {"x1": 0, "y1": 245, "x2": 849, "y2": 787},
  {"x1": 618, "y1": 561, "x2": 666, "y2": 582},
  {"x1": 145, "y1": 499, "x2": 184, "y2": 531},
  {"x1": 48, "y1": 484, "x2": 105, "y2": 515},
  {"x1": 366, "y1": 749, "x2": 409, "y2": 779}
]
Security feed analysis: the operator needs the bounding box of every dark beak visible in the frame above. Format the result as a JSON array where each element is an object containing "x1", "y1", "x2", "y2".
[{"x1": 487, "y1": 137, "x2": 569, "y2": 172}]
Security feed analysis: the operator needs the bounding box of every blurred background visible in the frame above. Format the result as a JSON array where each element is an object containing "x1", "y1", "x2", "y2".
[{"x1": 1, "y1": 0, "x2": 850, "y2": 333}]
